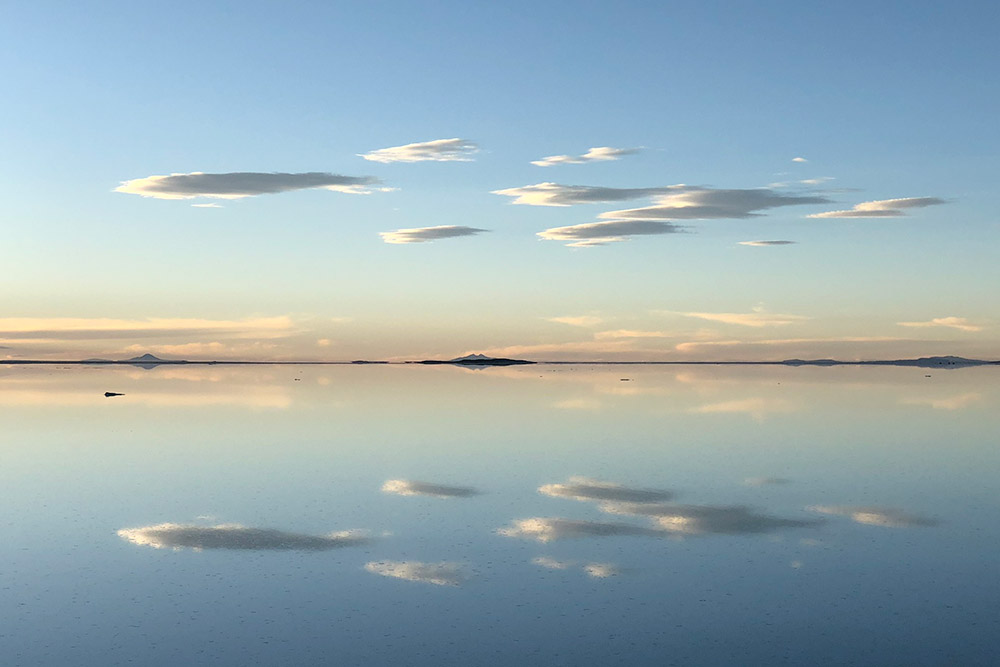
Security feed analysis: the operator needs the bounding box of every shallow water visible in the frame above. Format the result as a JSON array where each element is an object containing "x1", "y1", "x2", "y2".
[{"x1": 2, "y1": 364, "x2": 998, "y2": 665}]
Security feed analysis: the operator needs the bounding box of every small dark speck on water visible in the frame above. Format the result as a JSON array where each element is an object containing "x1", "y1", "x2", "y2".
[
  {"x1": 620, "y1": 378, "x2": 632, "y2": 382},
  {"x1": 104, "y1": 392, "x2": 124, "y2": 397}
]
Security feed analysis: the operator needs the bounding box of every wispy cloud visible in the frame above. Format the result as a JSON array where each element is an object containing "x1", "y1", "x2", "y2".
[
  {"x1": 379, "y1": 225, "x2": 488, "y2": 244},
  {"x1": 497, "y1": 517, "x2": 662, "y2": 542},
  {"x1": 598, "y1": 187, "x2": 829, "y2": 221},
  {"x1": 808, "y1": 506, "x2": 938, "y2": 527},
  {"x1": 191, "y1": 203, "x2": 223, "y2": 208},
  {"x1": 900, "y1": 392, "x2": 982, "y2": 411},
  {"x1": 116, "y1": 172, "x2": 383, "y2": 199},
  {"x1": 493, "y1": 182, "x2": 676, "y2": 207},
  {"x1": 539, "y1": 477, "x2": 674, "y2": 504},
  {"x1": 792, "y1": 157, "x2": 808, "y2": 163},
  {"x1": 807, "y1": 197, "x2": 946, "y2": 218},
  {"x1": 689, "y1": 397, "x2": 796, "y2": 421},
  {"x1": 601, "y1": 503, "x2": 823, "y2": 535},
  {"x1": 381, "y1": 479, "x2": 480, "y2": 498},
  {"x1": 360, "y1": 138, "x2": 478, "y2": 163},
  {"x1": 594, "y1": 330, "x2": 669, "y2": 339},
  {"x1": 365, "y1": 561, "x2": 468, "y2": 586},
  {"x1": 538, "y1": 220, "x2": 684, "y2": 246},
  {"x1": 118, "y1": 523, "x2": 368, "y2": 550},
  {"x1": 897, "y1": 317, "x2": 982, "y2": 332},
  {"x1": 531, "y1": 146, "x2": 639, "y2": 167},
  {"x1": 0, "y1": 316, "x2": 296, "y2": 341},
  {"x1": 546, "y1": 315, "x2": 604, "y2": 327},
  {"x1": 739, "y1": 240, "x2": 796, "y2": 247},
  {"x1": 670, "y1": 310, "x2": 809, "y2": 327}
]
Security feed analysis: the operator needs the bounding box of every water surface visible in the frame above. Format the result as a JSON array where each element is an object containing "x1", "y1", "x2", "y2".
[{"x1": 2, "y1": 364, "x2": 997, "y2": 665}]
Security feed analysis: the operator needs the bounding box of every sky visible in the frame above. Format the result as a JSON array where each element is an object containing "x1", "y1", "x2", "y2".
[{"x1": 2, "y1": 0, "x2": 998, "y2": 362}]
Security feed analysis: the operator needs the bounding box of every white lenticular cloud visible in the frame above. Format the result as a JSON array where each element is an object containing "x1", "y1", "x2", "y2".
[
  {"x1": 364, "y1": 560, "x2": 468, "y2": 586},
  {"x1": 739, "y1": 240, "x2": 796, "y2": 246},
  {"x1": 117, "y1": 523, "x2": 369, "y2": 551},
  {"x1": 807, "y1": 197, "x2": 946, "y2": 218},
  {"x1": 546, "y1": 315, "x2": 604, "y2": 327},
  {"x1": 531, "y1": 146, "x2": 640, "y2": 167},
  {"x1": 360, "y1": 138, "x2": 478, "y2": 163},
  {"x1": 808, "y1": 506, "x2": 938, "y2": 527},
  {"x1": 539, "y1": 477, "x2": 674, "y2": 503},
  {"x1": 538, "y1": 220, "x2": 684, "y2": 247},
  {"x1": 897, "y1": 317, "x2": 982, "y2": 332},
  {"x1": 598, "y1": 187, "x2": 829, "y2": 221},
  {"x1": 116, "y1": 171, "x2": 383, "y2": 200},
  {"x1": 379, "y1": 225, "x2": 488, "y2": 244},
  {"x1": 381, "y1": 479, "x2": 480, "y2": 498},
  {"x1": 792, "y1": 157, "x2": 808, "y2": 163},
  {"x1": 492, "y1": 182, "x2": 678, "y2": 207}
]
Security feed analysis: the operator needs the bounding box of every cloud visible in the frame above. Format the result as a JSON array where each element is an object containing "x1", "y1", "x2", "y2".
[
  {"x1": 365, "y1": 561, "x2": 468, "y2": 586},
  {"x1": 546, "y1": 315, "x2": 603, "y2": 327},
  {"x1": 594, "y1": 330, "x2": 669, "y2": 339},
  {"x1": 583, "y1": 562, "x2": 622, "y2": 578},
  {"x1": 538, "y1": 220, "x2": 684, "y2": 246},
  {"x1": 379, "y1": 225, "x2": 488, "y2": 244},
  {"x1": 739, "y1": 240, "x2": 796, "y2": 247},
  {"x1": 117, "y1": 523, "x2": 368, "y2": 550},
  {"x1": 538, "y1": 477, "x2": 673, "y2": 504},
  {"x1": 743, "y1": 477, "x2": 792, "y2": 487},
  {"x1": 116, "y1": 172, "x2": 383, "y2": 200},
  {"x1": 191, "y1": 203, "x2": 222, "y2": 208},
  {"x1": 808, "y1": 506, "x2": 938, "y2": 527},
  {"x1": 671, "y1": 311, "x2": 808, "y2": 327},
  {"x1": 492, "y1": 183, "x2": 678, "y2": 207},
  {"x1": 900, "y1": 392, "x2": 982, "y2": 410},
  {"x1": 531, "y1": 146, "x2": 640, "y2": 167},
  {"x1": 599, "y1": 187, "x2": 829, "y2": 221},
  {"x1": 532, "y1": 556, "x2": 574, "y2": 570},
  {"x1": 689, "y1": 398, "x2": 796, "y2": 421},
  {"x1": 497, "y1": 517, "x2": 662, "y2": 542},
  {"x1": 360, "y1": 138, "x2": 478, "y2": 163},
  {"x1": 381, "y1": 479, "x2": 480, "y2": 498},
  {"x1": 792, "y1": 157, "x2": 808, "y2": 163},
  {"x1": 897, "y1": 317, "x2": 982, "y2": 332},
  {"x1": 601, "y1": 503, "x2": 823, "y2": 535},
  {"x1": 807, "y1": 197, "x2": 947, "y2": 218},
  {"x1": 0, "y1": 316, "x2": 295, "y2": 342}
]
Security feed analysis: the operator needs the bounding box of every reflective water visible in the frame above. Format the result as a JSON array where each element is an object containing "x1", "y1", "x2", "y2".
[{"x1": 2, "y1": 364, "x2": 998, "y2": 665}]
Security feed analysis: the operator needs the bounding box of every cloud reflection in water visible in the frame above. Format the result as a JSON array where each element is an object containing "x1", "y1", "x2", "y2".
[
  {"x1": 809, "y1": 506, "x2": 939, "y2": 527},
  {"x1": 365, "y1": 561, "x2": 468, "y2": 586},
  {"x1": 117, "y1": 523, "x2": 369, "y2": 551},
  {"x1": 381, "y1": 479, "x2": 481, "y2": 498},
  {"x1": 601, "y1": 503, "x2": 823, "y2": 535},
  {"x1": 498, "y1": 517, "x2": 662, "y2": 542},
  {"x1": 539, "y1": 477, "x2": 674, "y2": 504}
]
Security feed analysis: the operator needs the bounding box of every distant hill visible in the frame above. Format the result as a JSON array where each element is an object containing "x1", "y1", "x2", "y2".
[
  {"x1": 782, "y1": 356, "x2": 994, "y2": 369},
  {"x1": 125, "y1": 353, "x2": 166, "y2": 362},
  {"x1": 418, "y1": 353, "x2": 535, "y2": 367}
]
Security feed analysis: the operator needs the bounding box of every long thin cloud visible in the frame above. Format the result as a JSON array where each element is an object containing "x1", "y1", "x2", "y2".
[
  {"x1": 116, "y1": 172, "x2": 383, "y2": 199},
  {"x1": 808, "y1": 506, "x2": 938, "y2": 527},
  {"x1": 539, "y1": 477, "x2": 674, "y2": 503},
  {"x1": 598, "y1": 188, "x2": 829, "y2": 221},
  {"x1": 365, "y1": 560, "x2": 468, "y2": 586},
  {"x1": 0, "y1": 316, "x2": 295, "y2": 341},
  {"x1": 807, "y1": 197, "x2": 946, "y2": 218},
  {"x1": 360, "y1": 138, "x2": 478, "y2": 163},
  {"x1": 532, "y1": 146, "x2": 639, "y2": 167},
  {"x1": 739, "y1": 240, "x2": 796, "y2": 246},
  {"x1": 381, "y1": 479, "x2": 480, "y2": 498},
  {"x1": 379, "y1": 225, "x2": 488, "y2": 244},
  {"x1": 670, "y1": 311, "x2": 809, "y2": 327},
  {"x1": 538, "y1": 220, "x2": 684, "y2": 246},
  {"x1": 118, "y1": 523, "x2": 368, "y2": 550},
  {"x1": 493, "y1": 183, "x2": 679, "y2": 207},
  {"x1": 897, "y1": 317, "x2": 982, "y2": 332}
]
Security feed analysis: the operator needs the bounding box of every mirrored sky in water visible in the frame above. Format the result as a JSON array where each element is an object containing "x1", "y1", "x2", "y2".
[{"x1": 2, "y1": 365, "x2": 998, "y2": 665}]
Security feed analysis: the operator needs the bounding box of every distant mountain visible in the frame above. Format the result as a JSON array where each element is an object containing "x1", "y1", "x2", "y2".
[
  {"x1": 418, "y1": 353, "x2": 535, "y2": 367},
  {"x1": 782, "y1": 356, "x2": 994, "y2": 369},
  {"x1": 126, "y1": 353, "x2": 166, "y2": 362}
]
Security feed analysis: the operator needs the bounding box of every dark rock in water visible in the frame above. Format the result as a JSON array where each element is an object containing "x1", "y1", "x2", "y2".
[
  {"x1": 104, "y1": 392, "x2": 125, "y2": 397},
  {"x1": 419, "y1": 353, "x2": 535, "y2": 367}
]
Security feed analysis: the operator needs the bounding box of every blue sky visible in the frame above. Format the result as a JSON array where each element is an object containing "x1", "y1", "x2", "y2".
[{"x1": 2, "y1": 1, "x2": 998, "y2": 360}]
